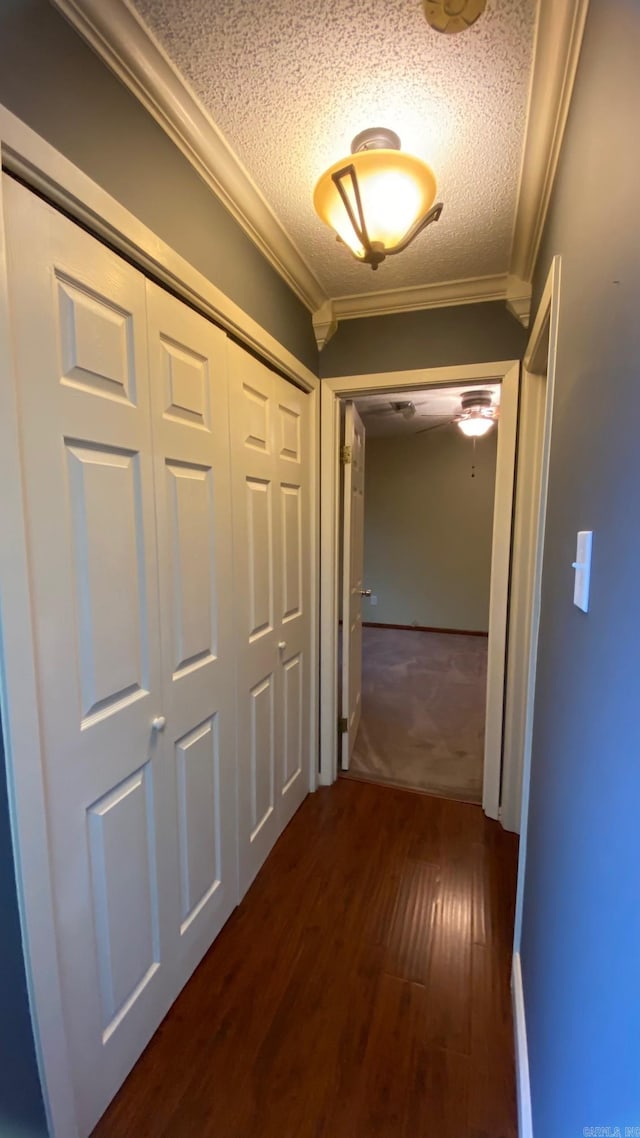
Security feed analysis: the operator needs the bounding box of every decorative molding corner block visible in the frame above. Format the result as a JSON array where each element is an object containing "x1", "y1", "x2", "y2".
[
  {"x1": 510, "y1": 0, "x2": 590, "y2": 283},
  {"x1": 312, "y1": 300, "x2": 338, "y2": 350},
  {"x1": 506, "y1": 274, "x2": 532, "y2": 328},
  {"x1": 51, "y1": 0, "x2": 327, "y2": 313}
]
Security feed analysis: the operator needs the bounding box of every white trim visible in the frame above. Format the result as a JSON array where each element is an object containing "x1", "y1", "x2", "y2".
[
  {"x1": 312, "y1": 273, "x2": 531, "y2": 349},
  {"x1": 511, "y1": 256, "x2": 561, "y2": 946},
  {"x1": 50, "y1": 0, "x2": 326, "y2": 312},
  {"x1": 482, "y1": 362, "x2": 519, "y2": 819},
  {"x1": 0, "y1": 103, "x2": 320, "y2": 1138},
  {"x1": 319, "y1": 360, "x2": 519, "y2": 814},
  {"x1": 512, "y1": 953, "x2": 534, "y2": 1138},
  {"x1": 53, "y1": 0, "x2": 585, "y2": 330},
  {"x1": 510, "y1": 0, "x2": 590, "y2": 283}
]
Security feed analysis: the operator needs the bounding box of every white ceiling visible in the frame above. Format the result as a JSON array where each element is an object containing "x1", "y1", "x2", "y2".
[
  {"x1": 355, "y1": 381, "x2": 501, "y2": 437},
  {"x1": 130, "y1": 0, "x2": 538, "y2": 301}
]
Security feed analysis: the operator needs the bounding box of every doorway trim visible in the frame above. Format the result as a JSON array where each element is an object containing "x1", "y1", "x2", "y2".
[
  {"x1": 510, "y1": 256, "x2": 561, "y2": 947},
  {"x1": 0, "y1": 103, "x2": 319, "y2": 1138},
  {"x1": 319, "y1": 359, "x2": 520, "y2": 820}
]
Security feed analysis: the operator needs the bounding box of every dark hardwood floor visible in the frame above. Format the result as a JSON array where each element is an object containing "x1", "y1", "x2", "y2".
[{"x1": 92, "y1": 779, "x2": 519, "y2": 1138}]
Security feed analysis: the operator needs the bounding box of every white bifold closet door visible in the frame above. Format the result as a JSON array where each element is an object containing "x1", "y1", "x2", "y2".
[
  {"x1": 3, "y1": 177, "x2": 237, "y2": 1135},
  {"x1": 228, "y1": 344, "x2": 311, "y2": 896}
]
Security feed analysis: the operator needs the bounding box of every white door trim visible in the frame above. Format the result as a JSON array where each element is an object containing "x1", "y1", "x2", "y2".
[
  {"x1": 511, "y1": 256, "x2": 561, "y2": 948},
  {"x1": 512, "y1": 952, "x2": 534, "y2": 1138},
  {"x1": 0, "y1": 103, "x2": 318, "y2": 1138},
  {"x1": 319, "y1": 359, "x2": 520, "y2": 817}
]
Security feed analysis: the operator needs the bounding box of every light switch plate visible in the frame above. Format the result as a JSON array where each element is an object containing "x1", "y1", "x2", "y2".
[{"x1": 572, "y1": 530, "x2": 592, "y2": 612}]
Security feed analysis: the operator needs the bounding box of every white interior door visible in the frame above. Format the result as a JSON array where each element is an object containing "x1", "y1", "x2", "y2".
[
  {"x1": 341, "y1": 402, "x2": 366, "y2": 769},
  {"x1": 145, "y1": 281, "x2": 238, "y2": 982},
  {"x1": 228, "y1": 344, "x2": 311, "y2": 897},
  {"x1": 3, "y1": 177, "x2": 176, "y2": 1134}
]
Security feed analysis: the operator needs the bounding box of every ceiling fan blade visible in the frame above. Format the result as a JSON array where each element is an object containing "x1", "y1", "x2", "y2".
[{"x1": 415, "y1": 419, "x2": 453, "y2": 435}]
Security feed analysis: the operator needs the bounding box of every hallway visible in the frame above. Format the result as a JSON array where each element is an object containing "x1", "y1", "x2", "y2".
[{"x1": 92, "y1": 780, "x2": 519, "y2": 1138}]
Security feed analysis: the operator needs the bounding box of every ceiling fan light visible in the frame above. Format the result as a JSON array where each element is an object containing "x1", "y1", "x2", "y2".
[{"x1": 457, "y1": 415, "x2": 495, "y2": 438}]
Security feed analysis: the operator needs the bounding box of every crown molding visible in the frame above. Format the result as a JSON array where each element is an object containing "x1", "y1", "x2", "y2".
[
  {"x1": 51, "y1": 0, "x2": 327, "y2": 312},
  {"x1": 312, "y1": 273, "x2": 531, "y2": 349},
  {"x1": 52, "y1": 0, "x2": 586, "y2": 335},
  {"x1": 510, "y1": 0, "x2": 590, "y2": 283}
]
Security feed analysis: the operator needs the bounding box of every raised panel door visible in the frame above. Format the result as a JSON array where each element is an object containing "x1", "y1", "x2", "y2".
[
  {"x1": 229, "y1": 344, "x2": 311, "y2": 896},
  {"x1": 3, "y1": 176, "x2": 175, "y2": 1135},
  {"x1": 145, "y1": 282, "x2": 237, "y2": 979}
]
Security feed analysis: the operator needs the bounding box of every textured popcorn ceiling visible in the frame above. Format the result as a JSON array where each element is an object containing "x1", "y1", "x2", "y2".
[
  {"x1": 131, "y1": 0, "x2": 537, "y2": 299},
  {"x1": 355, "y1": 382, "x2": 501, "y2": 438}
]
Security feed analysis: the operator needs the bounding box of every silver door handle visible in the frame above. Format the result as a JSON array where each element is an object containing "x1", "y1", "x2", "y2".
[
  {"x1": 278, "y1": 641, "x2": 287, "y2": 651},
  {"x1": 151, "y1": 716, "x2": 166, "y2": 732},
  {"x1": 360, "y1": 589, "x2": 372, "y2": 597}
]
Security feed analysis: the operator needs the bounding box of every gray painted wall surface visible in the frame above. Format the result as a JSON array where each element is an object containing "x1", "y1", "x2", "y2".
[
  {"x1": 0, "y1": 715, "x2": 48, "y2": 1137},
  {"x1": 0, "y1": 0, "x2": 318, "y2": 373},
  {"x1": 319, "y1": 300, "x2": 527, "y2": 377},
  {"x1": 363, "y1": 426, "x2": 496, "y2": 631},
  {"x1": 520, "y1": 2, "x2": 640, "y2": 1133}
]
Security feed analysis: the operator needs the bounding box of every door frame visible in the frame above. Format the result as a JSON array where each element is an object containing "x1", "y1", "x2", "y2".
[
  {"x1": 320, "y1": 359, "x2": 520, "y2": 819},
  {"x1": 502, "y1": 256, "x2": 561, "y2": 837},
  {"x1": 509, "y1": 257, "x2": 561, "y2": 948},
  {"x1": 0, "y1": 104, "x2": 319, "y2": 1138}
]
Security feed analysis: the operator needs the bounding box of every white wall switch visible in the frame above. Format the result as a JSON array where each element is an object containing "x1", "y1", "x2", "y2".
[
  {"x1": 572, "y1": 530, "x2": 593, "y2": 613},
  {"x1": 370, "y1": 594, "x2": 378, "y2": 606}
]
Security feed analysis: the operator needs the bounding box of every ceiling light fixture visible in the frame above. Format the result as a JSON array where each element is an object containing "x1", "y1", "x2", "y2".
[
  {"x1": 456, "y1": 391, "x2": 497, "y2": 437},
  {"x1": 313, "y1": 127, "x2": 443, "y2": 270}
]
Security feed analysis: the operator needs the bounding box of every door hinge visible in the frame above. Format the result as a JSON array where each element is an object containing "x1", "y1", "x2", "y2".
[
  {"x1": 338, "y1": 716, "x2": 348, "y2": 733},
  {"x1": 340, "y1": 445, "x2": 352, "y2": 465}
]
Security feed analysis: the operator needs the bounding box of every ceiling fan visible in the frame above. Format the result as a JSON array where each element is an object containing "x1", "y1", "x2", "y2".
[{"x1": 416, "y1": 389, "x2": 499, "y2": 438}]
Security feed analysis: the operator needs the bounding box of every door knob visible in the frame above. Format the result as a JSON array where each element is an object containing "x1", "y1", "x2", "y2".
[
  {"x1": 151, "y1": 716, "x2": 166, "y2": 732},
  {"x1": 278, "y1": 641, "x2": 287, "y2": 651},
  {"x1": 360, "y1": 589, "x2": 372, "y2": 597}
]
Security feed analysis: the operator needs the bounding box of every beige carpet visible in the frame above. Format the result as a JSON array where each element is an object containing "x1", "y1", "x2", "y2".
[{"x1": 349, "y1": 626, "x2": 487, "y2": 803}]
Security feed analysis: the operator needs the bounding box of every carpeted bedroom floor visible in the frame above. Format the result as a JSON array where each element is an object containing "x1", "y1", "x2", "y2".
[{"x1": 348, "y1": 625, "x2": 487, "y2": 803}]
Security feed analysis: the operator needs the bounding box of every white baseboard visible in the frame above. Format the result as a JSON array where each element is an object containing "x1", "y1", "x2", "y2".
[{"x1": 512, "y1": 952, "x2": 533, "y2": 1138}]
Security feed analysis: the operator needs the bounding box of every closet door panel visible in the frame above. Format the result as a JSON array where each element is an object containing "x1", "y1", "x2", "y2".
[
  {"x1": 230, "y1": 349, "x2": 279, "y2": 893},
  {"x1": 146, "y1": 282, "x2": 237, "y2": 978},
  {"x1": 3, "y1": 177, "x2": 174, "y2": 1136},
  {"x1": 229, "y1": 344, "x2": 311, "y2": 896},
  {"x1": 273, "y1": 375, "x2": 311, "y2": 827}
]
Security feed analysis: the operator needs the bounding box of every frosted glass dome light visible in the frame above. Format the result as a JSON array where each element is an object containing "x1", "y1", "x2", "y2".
[{"x1": 313, "y1": 128, "x2": 443, "y2": 270}]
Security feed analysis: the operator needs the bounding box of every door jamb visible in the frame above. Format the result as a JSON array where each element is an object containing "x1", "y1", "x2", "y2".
[
  {"x1": 511, "y1": 256, "x2": 561, "y2": 949},
  {"x1": 320, "y1": 359, "x2": 520, "y2": 820},
  {"x1": 0, "y1": 103, "x2": 319, "y2": 1138}
]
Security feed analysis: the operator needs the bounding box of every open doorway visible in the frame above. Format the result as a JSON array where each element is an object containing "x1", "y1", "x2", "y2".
[
  {"x1": 320, "y1": 360, "x2": 520, "y2": 819},
  {"x1": 339, "y1": 384, "x2": 500, "y2": 804}
]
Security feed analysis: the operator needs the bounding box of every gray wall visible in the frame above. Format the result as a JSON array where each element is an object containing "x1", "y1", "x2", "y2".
[
  {"x1": 520, "y1": 1, "x2": 640, "y2": 1133},
  {"x1": 0, "y1": 714, "x2": 48, "y2": 1137},
  {"x1": 363, "y1": 426, "x2": 496, "y2": 631},
  {"x1": 319, "y1": 300, "x2": 527, "y2": 377},
  {"x1": 0, "y1": 0, "x2": 318, "y2": 373}
]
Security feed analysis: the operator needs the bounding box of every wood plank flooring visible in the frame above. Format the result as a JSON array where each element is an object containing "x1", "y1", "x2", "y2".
[{"x1": 92, "y1": 779, "x2": 519, "y2": 1138}]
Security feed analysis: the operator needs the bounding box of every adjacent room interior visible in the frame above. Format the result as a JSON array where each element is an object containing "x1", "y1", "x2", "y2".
[{"x1": 340, "y1": 384, "x2": 499, "y2": 803}]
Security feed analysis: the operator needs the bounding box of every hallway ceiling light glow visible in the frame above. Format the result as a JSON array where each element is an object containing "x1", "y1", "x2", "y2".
[{"x1": 313, "y1": 128, "x2": 443, "y2": 270}]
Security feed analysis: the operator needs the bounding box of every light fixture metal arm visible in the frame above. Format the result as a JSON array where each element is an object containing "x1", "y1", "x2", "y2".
[
  {"x1": 385, "y1": 201, "x2": 444, "y2": 256},
  {"x1": 330, "y1": 161, "x2": 443, "y2": 269},
  {"x1": 331, "y1": 163, "x2": 385, "y2": 268}
]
